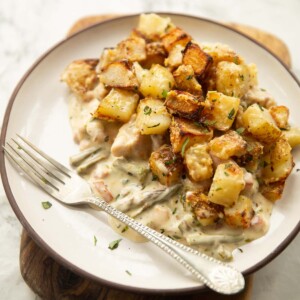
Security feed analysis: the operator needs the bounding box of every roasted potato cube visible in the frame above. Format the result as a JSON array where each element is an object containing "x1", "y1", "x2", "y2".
[
  {"x1": 173, "y1": 64, "x2": 203, "y2": 95},
  {"x1": 170, "y1": 117, "x2": 213, "y2": 153},
  {"x1": 260, "y1": 181, "x2": 285, "y2": 202},
  {"x1": 165, "y1": 90, "x2": 203, "y2": 120},
  {"x1": 184, "y1": 144, "x2": 213, "y2": 182},
  {"x1": 200, "y1": 91, "x2": 240, "y2": 131},
  {"x1": 139, "y1": 64, "x2": 175, "y2": 98},
  {"x1": 137, "y1": 13, "x2": 173, "y2": 40},
  {"x1": 269, "y1": 105, "x2": 289, "y2": 129},
  {"x1": 97, "y1": 48, "x2": 119, "y2": 71},
  {"x1": 164, "y1": 44, "x2": 185, "y2": 69},
  {"x1": 262, "y1": 137, "x2": 293, "y2": 183},
  {"x1": 282, "y1": 127, "x2": 300, "y2": 148},
  {"x1": 161, "y1": 27, "x2": 192, "y2": 52},
  {"x1": 215, "y1": 61, "x2": 255, "y2": 98},
  {"x1": 136, "y1": 98, "x2": 171, "y2": 134},
  {"x1": 209, "y1": 130, "x2": 247, "y2": 160},
  {"x1": 186, "y1": 192, "x2": 224, "y2": 226},
  {"x1": 99, "y1": 60, "x2": 139, "y2": 90},
  {"x1": 141, "y1": 42, "x2": 167, "y2": 69},
  {"x1": 182, "y1": 42, "x2": 212, "y2": 76},
  {"x1": 201, "y1": 42, "x2": 244, "y2": 65},
  {"x1": 132, "y1": 62, "x2": 147, "y2": 84},
  {"x1": 242, "y1": 103, "x2": 281, "y2": 143},
  {"x1": 224, "y1": 195, "x2": 254, "y2": 228},
  {"x1": 61, "y1": 59, "x2": 99, "y2": 99},
  {"x1": 208, "y1": 162, "x2": 245, "y2": 207},
  {"x1": 149, "y1": 144, "x2": 183, "y2": 186},
  {"x1": 93, "y1": 88, "x2": 139, "y2": 122},
  {"x1": 116, "y1": 37, "x2": 146, "y2": 62},
  {"x1": 244, "y1": 86, "x2": 276, "y2": 109}
]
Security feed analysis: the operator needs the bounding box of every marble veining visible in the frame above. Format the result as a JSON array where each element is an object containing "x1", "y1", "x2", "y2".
[{"x1": 0, "y1": 0, "x2": 299, "y2": 299}]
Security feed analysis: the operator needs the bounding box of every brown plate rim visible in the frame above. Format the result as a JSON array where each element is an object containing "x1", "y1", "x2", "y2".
[{"x1": 1, "y1": 12, "x2": 300, "y2": 295}]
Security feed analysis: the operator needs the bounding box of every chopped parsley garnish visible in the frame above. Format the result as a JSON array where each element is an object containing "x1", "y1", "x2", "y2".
[
  {"x1": 236, "y1": 127, "x2": 245, "y2": 135},
  {"x1": 104, "y1": 136, "x2": 109, "y2": 142},
  {"x1": 212, "y1": 99, "x2": 217, "y2": 102},
  {"x1": 143, "y1": 105, "x2": 152, "y2": 115},
  {"x1": 164, "y1": 158, "x2": 177, "y2": 166},
  {"x1": 125, "y1": 270, "x2": 132, "y2": 276},
  {"x1": 115, "y1": 194, "x2": 120, "y2": 200},
  {"x1": 147, "y1": 123, "x2": 160, "y2": 128},
  {"x1": 94, "y1": 235, "x2": 97, "y2": 246},
  {"x1": 237, "y1": 248, "x2": 243, "y2": 253},
  {"x1": 181, "y1": 137, "x2": 190, "y2": 156},
  {"x1": 108, "y1": 239, "x2": 122, "y2": 250},
  {"x1": 239, "y1": 74, "x2": 244, "y2": 81},
  {"x1": 215, "y1": 187, "x2": 222, "y2": 191},
  {"x1": 41, "y1": 201, "x2": 52, "y2": 209},
  {"x1": 172, "y1": 207, "x2": 177, "y2": 215},
  {"x1": 233, "y1": 56, "x2": 239, "y2": 64},
  {"x1": 296, "y1": 169, "x2": 300, "y2": 172},
  {"x1": 260, "y1": 88, "x2": 266, "y2": 92},
  {"x1": 122, "y1": 179, "x2": 130, "y2": 185},
  {"x1": 260, "y1": 161, "x2": 269, "y2": 168},
  {"x1": 186, "y1": 75, "x2": 193, "y2": 80},
  {"x1": 162, "y1": 89, "x2": 168, "y2": 98},
  {"x1": 160, "y1": 229, "x2": 165, "y2": 233},
  {"x1": 121, "y1": 225, "x2": 129, "y2": 233},
  {"x1": 225, "y1": 163, "x2": 232, "y2": 169},
  {"x1": 203, "y1": 120, "x2": 217, "y2": 127},
  {"x1": 227, "y1": 108, "x2": 235, "y2": 120},
  {"x1": 258, "y1": 104, "x2": 264, "y2": 111},
  {"x1": 224, "y1": 171, "x2": 229, "y2": 176}
]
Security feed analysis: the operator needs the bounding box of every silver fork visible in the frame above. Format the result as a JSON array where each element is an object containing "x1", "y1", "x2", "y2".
[{"x1": 3, "y1": 135, "x2": 245, "y2": 295}]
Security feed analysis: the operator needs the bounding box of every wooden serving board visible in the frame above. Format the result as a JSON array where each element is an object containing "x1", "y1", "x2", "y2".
[{"x1": 19, "y1": 14, "x2": 291, "y2": 300}]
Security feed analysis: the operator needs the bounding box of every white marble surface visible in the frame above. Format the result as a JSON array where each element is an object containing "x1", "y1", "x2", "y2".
[{"x1": 0, "y1": 0, "x2": 299, "y2": 299}]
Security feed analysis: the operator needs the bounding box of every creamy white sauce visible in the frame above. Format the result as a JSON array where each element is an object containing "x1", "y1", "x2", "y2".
[{"x1": 68, "y1": 95, "x2": 273, "y2": 261}]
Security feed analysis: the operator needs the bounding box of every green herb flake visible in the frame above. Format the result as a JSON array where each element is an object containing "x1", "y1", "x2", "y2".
[
  {"x1": 172, "y1": 207, "x2": 177, "y2": 215},
  {"x1": 41, "y1": 201, "x2": 52, "y2": 209},
  {"x1": 203, "y1": 120, "x2": 217, "y2": 127},
  {"x1": 224, "y1": 171, "x2": 229, "y2": 176},
  {"x1": 224, "y1": 163, "x2": 232, "y2": 169},
  {"x1": 233, "y1": 56, "x2": 239, "y2": 65},
  {"x1": 115, "y1": 194, "x2": 120, "y2": 201},
  {"x1": 181, "y1": 137, "x2": 190, "y2": 156},
  {"x1": 215, "y1": 187, "x2": 222, "y2": 191},
  {"x1": 125, "y1": 270, "x2": 132, "y2": 276},
  {"x1": 186, "y1": 75, "x2": 193, "y2": 80},
  {"x1": 152, "y1": 174, "x2": 158, "y2": 181},
  {"x1": 236, "y1": 127, "x2": 245, "y2": 135},
  {"x1": 164, "y1": 158, "x2": 177, "y2": 166},
  {"x1": 94, "y1": 235, "x2": 97, "y2": 246},
  {"x1": 227, "y1": 108, "x2": 235, "y2": 120},
  {"x1": 143, "y1": 105, "x2": 152, "y2": 115},
  {"x1": 121, "y1": 225, "x2": 129, "y2": 233},
  {"x1": 108, "y1": 239, "x2": 122, "y2": 250},
  {"x1": 104, "y1": 136, "x2": 109, "y2": 142},
  {"x1": 260, "y1": 88, "x2": 266, "y2": 92},
  {"x1": 162, "y1": 89, "x2": 168, "y2": 98},
  {"x1": 160, "y1": 229, "x2": 165, "y2": 234},
  {"x1": 212, "y1": 99, "x2": 217, "y2": 102},
  {"x1": 260, "y1": 161, "x2": 269, "y2": 168},
  {"x1": 237, "y1": 248, "x2": 243, "y2": 253},
  {"x1": 258, "y1": 104, "x2": 264, "y2": 111},
  {"x1": 296, "y1": 169, "x2": 300, "y2": 172},
  {"x1": 173, "y1": 235, "x2": 181, "y2": 239},
  {"x1": 239, "y1": 74, "x2": 244, "y2": 81},
  {"x1": 147, "y1": 123, "x2": 160, "y2": 128}
]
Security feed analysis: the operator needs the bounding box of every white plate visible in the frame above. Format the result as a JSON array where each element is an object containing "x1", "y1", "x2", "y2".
[{"x1": 1, "y1": 13, "x2": 300, "y2": 294}]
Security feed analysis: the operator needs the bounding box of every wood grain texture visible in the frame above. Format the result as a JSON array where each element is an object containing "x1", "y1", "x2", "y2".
[{"x1": 20, "y1": 14, "x2": 291, "y2": 300}]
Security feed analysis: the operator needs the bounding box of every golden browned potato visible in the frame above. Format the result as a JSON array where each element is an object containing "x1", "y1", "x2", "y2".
[
  {"x1": 139, "y1": 64, "x2": 175, "y2": 98},
  {"x1": 172, "y1": 64, "x2": 203, "y2": 95},
  {"x1": 141, "y1": 42, "x2": 167, "y2": 69},
  {"x1": 200, "y1": 91, "x2": 240, "y2": 131},
  {"x1": 93, "y1": 88, "x2": 139, "y2": 122},
  {"x1": 136, "y1": 98, "x2": 171, "y2": 134},
  {"x1": 209, "y1": 130, "x2": 247, "y2": 160},
  {"x1": 170, "y1": 117, "x2": 213, "y2": 153},
  {"x1": 161, "y1": 27, "x2": 192, "y2": 52},
  {"x1": 282, "y1": 127, "x2": 300, "y2": 148},
  {"x1": 137, "y1": 13, "x2": 173, "y2": 40},
  {"x1": 99, "y1": 60, "x2": 139, "y2": 90},
  {"x1": 208, "y1": 162, "x2": 245, "y2": 207},
  {"x1": 215, "y1": 61, "x2": 255, "y2": 98},
  {"x1": 61, "y1": 59, "x2": 99, "y2": 99},
  {"x1": 224, "y1": 195, "x2": 254, "y2": 228},
  {"x1": 116, "y1": 37, "x2": 146, "y2": 62},
  {"x1": 186, "y1": 192, "x2": 224, "y2": 226},
  {"x1": 269, "y1": 105, "x2": 289, "y2": 129},
  {"x1": 184, "y1": 143, "x2": 213, "y2": 182},
  {"x1": 262, "y1": 137, "x2": 294, "y2": 183},
  {"x1": 165, "y1": 90, "x2": 203, "y2": 119},
  {"x1": 242, "y1": 103, "x2": 282, "y2": 143},
  {"x1": 182, "y1": 42, "x2": 213, "y2": 76},
  {"x1": 98, "y1": 48, "x2": 118, "y2": 71},
  {"x1": 149, "y1": 144, "x2": 183, "y2": 186},
  {"x1": 259, "y1": 181, "x2": 285, "y2": 202},
  {"x1": 164, "y1": 44, "x2": 185, "y2": 69},
  {"x1": 201, "y1": 42, "x2": 244, "y2": 65}
]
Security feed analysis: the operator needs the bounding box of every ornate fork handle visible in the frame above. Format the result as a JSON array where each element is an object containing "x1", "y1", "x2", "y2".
[{"x1": 87, "y1": 196, "x2": 244, "y2": 295}]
